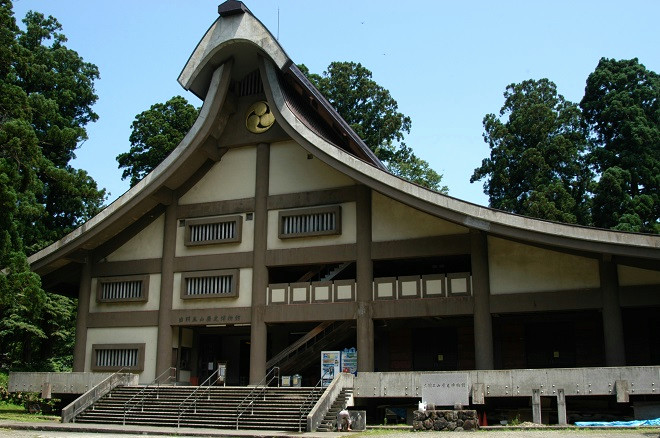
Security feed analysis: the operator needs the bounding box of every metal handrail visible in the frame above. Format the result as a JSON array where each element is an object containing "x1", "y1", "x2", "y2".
[
  {"x1": 265, "y1": 322, "x2": 333, "y2": 369},
  {"x1": 176, "y1": 367, "x2": 224, "y2": 427},
  {"x1": 235, "y1": 367, "x2": 280, "y2": 429},
  {"x1": 122, "y1": 367, "x2": 176, "y2": 425},
  {"x1": 298, "y1": 369, "x2": 332, "y2": 432},
  {"x1": 65, "y1": 366, "x2": 130, "y2": 422}
]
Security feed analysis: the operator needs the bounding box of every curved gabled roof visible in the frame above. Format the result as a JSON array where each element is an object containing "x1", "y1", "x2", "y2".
[{"x1": 28, "y1": 1, "x2": 659, "y2": 277}]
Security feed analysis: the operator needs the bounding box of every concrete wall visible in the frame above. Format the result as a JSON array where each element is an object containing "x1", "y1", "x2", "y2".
[
  {"x1": 106, "y1": 214, "x2": 164, "y2": 262},
  {"x1": 372, "y1": 192, "x2": 468, "y2": 242},
  {"x1": 488, "y1": 236, "x2": 600, "y2": 295},
  {"x1": 618, "y1": 265, "x2": 660, "y2": 286},
  {"x1": 268, "y1": 141, "x2": 355, "y2": 195},
  {"x1": 89, "y1": 274, "x2": 161, "y2": 313},
  {"x1": 171, "y1": 268, "x2": 252, "y2": 310},
  {"x1": 85, "y1": 327, "x2": 158, "y2": 384},
  {"x1": 178, "y1": 146, "x2": 257, "y2": 204},
  {"x1": 266, "y1": 202, "x2": 357, "y2": 249},
  {"x1": 175, "y1": 213, "x2": 254, "y2": 257}
]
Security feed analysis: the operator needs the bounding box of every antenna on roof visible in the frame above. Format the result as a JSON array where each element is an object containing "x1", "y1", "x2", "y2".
[{"x1": 277, "y1": 7, "x2": 280, "y2": 40}]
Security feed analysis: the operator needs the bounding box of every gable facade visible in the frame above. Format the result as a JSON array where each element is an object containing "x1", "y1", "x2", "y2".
[{"x1": 28, "y1": 2, "x2": 659, "y2": 385}]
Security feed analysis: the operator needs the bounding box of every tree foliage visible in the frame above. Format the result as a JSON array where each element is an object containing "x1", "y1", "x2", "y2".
[
  {"x1": 581, "y1": 58, "x2": 660, "y2": 233},
  {"x1": 1, "y1": 0, "x2": 99, "y2": 371},
  {"x1": 471, "y1": 79, "x2": 590, "y2": 223},
  {"x1": 473, "y1": 60, "x2": 659, "y2": 234},
  {"x1": 117, "y1": 96, "x2": 199, "y2": 187},
  {"x1": 299, "y1": 62, "x2": 447, "y2": 192}
]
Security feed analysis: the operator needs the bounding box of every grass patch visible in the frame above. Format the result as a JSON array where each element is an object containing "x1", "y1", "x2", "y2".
[{"x1": 0, "y1": 401, "x2": 59, "y2": 423}]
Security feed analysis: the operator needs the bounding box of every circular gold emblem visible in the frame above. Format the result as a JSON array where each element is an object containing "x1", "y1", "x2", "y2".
[{"x1": 246, "y1": 101, "x2": 275, "y2": 134}]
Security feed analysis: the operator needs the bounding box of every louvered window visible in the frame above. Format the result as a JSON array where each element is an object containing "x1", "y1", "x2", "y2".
[
  {"x1": 97, "y1": 275, "x2": 149, "y2": 303},
  {"x1": 101, "y1": 281, "x2": 141, "y2": 300},
  {"x1": 238, "y1": 70, "x2": 264, "y2": 96},
  {"x1": 184, "y1": 215, "x2": 242, "y2": 246},
  {"x1": 181, "y1": 269, "x2": 239, "y2": 299},
  {"x1": 279, "y1": 205, "x2": 342, "y2": 239},
  {"x1": 91, "y1": 344, "x2": 144, "y2": 371}
]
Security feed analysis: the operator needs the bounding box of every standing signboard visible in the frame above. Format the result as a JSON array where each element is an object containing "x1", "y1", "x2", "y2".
[
  {"x1": 321, "y1": 351, "x2": 340, "y2": 387},
  {"x1": 420, "y1": 372, "x2": 470, "y2": 406}
]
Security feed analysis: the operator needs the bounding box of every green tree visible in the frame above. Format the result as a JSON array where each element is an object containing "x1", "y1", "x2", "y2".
[
  {"x1": 299, "y1": 62, "x2": 446, "y2": 192},
  {"x1": 1, "y1": 0, "x2": 99, "y2": 370},
  {"x1": 471, "y1": 79, "x2": 591, "y2": 224},
  {"x1": 580, "y1": 58, "x2": 660, "y2": 233},
  {"x1": 117, "y1": 96, "x2": 199, "y2": 187}
]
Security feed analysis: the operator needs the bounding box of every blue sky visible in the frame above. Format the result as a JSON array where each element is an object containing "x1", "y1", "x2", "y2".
[{"x1": 11, "y1": 0, "x2": 660, "y2": 206}]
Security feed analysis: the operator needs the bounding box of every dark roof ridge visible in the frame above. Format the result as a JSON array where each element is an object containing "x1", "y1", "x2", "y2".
[
  {"x1": 217, "y1": 1, "x2": 250, "y2": 17},
  {"x1": 284, "y1": 62, "x2": 387, "y2": 171}
]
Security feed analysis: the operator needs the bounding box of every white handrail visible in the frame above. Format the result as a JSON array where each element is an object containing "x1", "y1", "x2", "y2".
[
  {"x1": 123, "y1": 367, "x2": 176, "y2": 425},
  {"x1": 177, "y1": 367, "x2": 225, "y2": 427},
  {"x1": 235, "y1": 367, "x2": 280, "y2": 429}
]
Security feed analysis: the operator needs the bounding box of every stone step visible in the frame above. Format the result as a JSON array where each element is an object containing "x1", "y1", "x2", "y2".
[
  {"x1": 95, "y1": 399, "x2": 307, "y2": 407},
  {"x1": 73, "y1": 384, "x2": 323, "y2": 431},
  {"x1": 77, "y1": 413, "x2": 306, "y2": 426},
  {"x1": 78, "y1": 413, "x2": 304, "y2": 423}
]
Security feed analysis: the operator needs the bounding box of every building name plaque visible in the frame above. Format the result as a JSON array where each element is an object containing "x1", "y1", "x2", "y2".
[
  {"x1": 420, "y1": 372, "x2": 469, "y2": 406},
  {"x1": 177, "y1": 313, "x2": 242, "y2": 325}
]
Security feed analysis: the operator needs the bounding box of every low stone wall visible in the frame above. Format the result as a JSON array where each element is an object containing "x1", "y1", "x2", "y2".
[{"x1": 413, "y1": 410, "x2": 478, "y2": 432}]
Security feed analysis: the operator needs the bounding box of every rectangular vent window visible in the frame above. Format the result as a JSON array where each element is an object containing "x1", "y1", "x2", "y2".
[
  {"x1": 101, "y1": 281, "x2": 142, "y2": 300},
  {"x1": 181, "y1": 269, "x2": 239, "y2": 299},
  {"x1": 184, "y1": 215, "x2": 242, "y2": 246},
  {"x1": 96, "y1": 348, "x2": 138, "y2": 368},
  {"x1": 97, "y1": 275, "x2": 148, "y2": 303},
  {"x1": 283, "y1": 212, "x2": 335, "y2": 235},
  {"x1": 189, "y1": 221, "x2": 236, "y2": 242},
  {"x1": 91, "y1": 343, "x2": 145, "y2": 371},
  {"x1": 279, "y1": 206, "x2": 341, "y2": 239},
  {"x1": 186, "y1": 275, "x2": 233, "y2": 296}
]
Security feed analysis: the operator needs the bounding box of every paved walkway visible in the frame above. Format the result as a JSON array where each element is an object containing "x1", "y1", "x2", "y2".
[
  {"x1": 1, "y1": 421, "x2": 659, "y2": 438},
  {"x1": 0, "y1": 420, "x2": 344, "y2": 438}
]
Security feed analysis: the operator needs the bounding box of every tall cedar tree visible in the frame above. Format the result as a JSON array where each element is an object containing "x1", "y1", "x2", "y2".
[
  {"x1": 299, "y1": 62, "x2": 447, "y2": 192},
  {"x1": 581, "y1": 58, "x2": 660, "y2": 233},
  {"x1": 117, "y1": 96, "x2": 199, "y2": 187},
  {"x1": 1, "y1": 1, "x2": 99, "y2": 370},
  {"x1": 471, "y1": 79, "x2": 591, "y2": 224}
]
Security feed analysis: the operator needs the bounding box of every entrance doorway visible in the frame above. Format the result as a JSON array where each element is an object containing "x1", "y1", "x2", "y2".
[{"x1": 177, "y1": 326, "x2": 250, "y2": 386}]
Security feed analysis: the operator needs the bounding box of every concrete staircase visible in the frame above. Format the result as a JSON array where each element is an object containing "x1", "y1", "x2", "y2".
[
  {"x1": 315, "y1": 388, "x2": 354, "y2": 432},
  {"x1": 73, "y1": 385, "x2": 322, "y2": 430}
]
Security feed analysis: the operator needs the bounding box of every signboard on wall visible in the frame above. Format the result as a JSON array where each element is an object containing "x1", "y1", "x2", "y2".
[
  {"x1": 321, "y1": 351, "x2": 340, "y2": 387},
  {"x1": 341, "y1": 348, "x2": 357, "y2": 376},
  {"x1": 420, "y1": 372, "x2": 469, "y2": 406}
]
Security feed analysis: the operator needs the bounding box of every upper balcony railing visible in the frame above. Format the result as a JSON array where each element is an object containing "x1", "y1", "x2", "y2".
[{"x1": 267, "y1": 273, "x2": 472, "y2": 305}]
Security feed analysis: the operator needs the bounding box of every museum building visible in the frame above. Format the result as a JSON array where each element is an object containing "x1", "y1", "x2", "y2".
[{"x1": 28, "y1": 1, "x2": 660, "y2": 389}]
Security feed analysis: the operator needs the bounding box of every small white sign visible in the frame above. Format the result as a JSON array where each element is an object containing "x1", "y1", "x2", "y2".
[{"x1": 420, "y1": 373, "x2": 469, "y2": 406}]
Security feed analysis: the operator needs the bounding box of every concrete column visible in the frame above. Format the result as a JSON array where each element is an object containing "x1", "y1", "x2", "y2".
[
  {"x1": 557, "y1": 389, "x2": 567, "y2": 425},
  {"x1": 356, "y1": 185, "x2": 374, "y2": 372},
  {"x1": 471, "y1": 230, "x2": 494, "y2": 370},
  {"x1": 73, "y1": 256, "x2": 91, "y2": 372},
  {"x1": 155, "y1": 197, "x2": 176, "y2": 379},
  {"x1": 250, "y1": 142, "x2": 269, "y2": 384},
  {"x1": 600, "y1": 256, "x2": 625, "y2": 366},
  {"x1": 532, "y1": 389, "x2": 542, "y2": 424}
]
